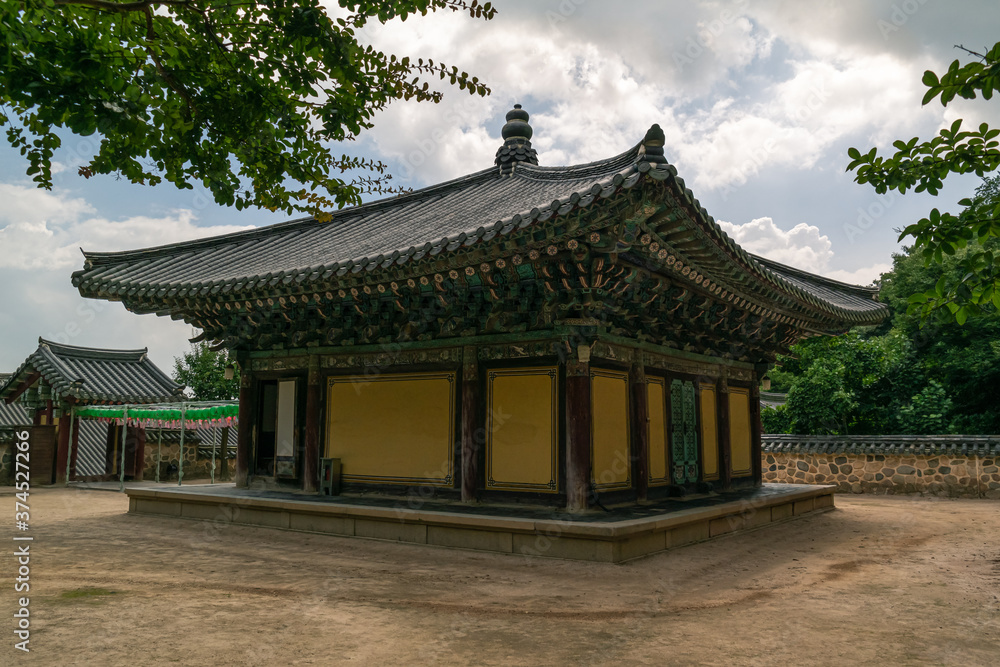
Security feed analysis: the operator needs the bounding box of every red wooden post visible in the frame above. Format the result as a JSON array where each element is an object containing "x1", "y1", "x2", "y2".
[
  {"x1": 461, "y1": 346, "x2": 479, "y2": 502},
  {"x1": 55, "y1": 411, "x2": 71, "y2": 485},
  {"x1": 235, "y1": 369, "x2": 254, "y2": 488},
  {"x1": 717, "y1": 375, "x2": 732, "y2": 491},
  {"x1": 69, "y1": 417, "x2": 80, "y2": 481},
  {"x1": 565, "y1": 354, "x2": 592, "y2": 512},
  {"x1": 104, "y1": 423, "x2": 117, "y2": 477},
  {"x1": 133, "y1": 426, "x2": 146, "y2": 481},
  {"x1": 630, "y1": 361, "x2": 649, "y2": 502},
  {"x1": 303, "y1": 357, "x2": 321, "y2": 492}
]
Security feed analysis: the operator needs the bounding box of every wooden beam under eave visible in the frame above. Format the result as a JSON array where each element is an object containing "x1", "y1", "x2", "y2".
[{"x1": 4, "y1": 371, "x2": 41, "y2": 404}]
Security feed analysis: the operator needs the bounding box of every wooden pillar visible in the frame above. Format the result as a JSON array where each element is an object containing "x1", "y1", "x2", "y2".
[
  {"x1": 105, "y1": 424, "x2": 117, "y2": 476},
  {"x1": 565, "y1": 352, "x2": 592, "y2": 512},
  {"x1": 133, "y1": 426, "x2": 146, "y2": 481},
  {"x1": 219, "y1": 426, "x2": 230, "y2": 480},
  {"x1": 461, "y1": 346, "x2": 479, "y2": 502},
  {"x1": 750, "y1": 374, "x2": 763, "y2": 486},
  {"x1": 630, "y1": 361, "x2": 649, "y2": 502},
  {"x1": 69, "y1": 417, "x2": 80, "y2": 481},
  {"x1": 717, "y1": 376, "x2": 732, "y2": 491},
  {"x1": 303, "y1": 357, "x2": 321, "y2": 493},
  {"x1": 54, "y1": 410, "x2": 71, "y2": 485},
  {"x1": 235, "y1": 369, "x2": 254, "y2": 488}
]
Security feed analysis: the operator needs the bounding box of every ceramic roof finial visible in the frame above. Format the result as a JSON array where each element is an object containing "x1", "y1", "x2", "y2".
[{"x1": 495, "y1": 104, "x2": 539, "y2": 174}]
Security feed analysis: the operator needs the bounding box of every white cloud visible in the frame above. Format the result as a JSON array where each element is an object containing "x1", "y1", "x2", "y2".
[
  {"x1": 5, "y1": 0, "x2": 1000, "y2": 370},
  {"x1": 718, "y1": 217, "x2": 889, "y2": 286},
  {"x1": 718, "y1": 216, "x2": 833, "y2": 270},
  {"x1": 0, "y1": 184, "x2": 252, "y2": 270},
  {"x1": 823, "y1": 262, "x2": 892, "y2": 286},
  {"x1": 0, "y1": 184, "x2": 254, "y2": 371},
  {"x1": 0, "y1": 266, "x2": 197, "y2": 375},
  {"x1": 0, "y1": 183, "x2": 94, "y2": 226},
  {"x1": 343, "y1": 0, "x2": 976, "y2": 196}
]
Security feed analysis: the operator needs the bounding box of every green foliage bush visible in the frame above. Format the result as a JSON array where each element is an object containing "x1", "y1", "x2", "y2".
[
  {"x1": 771, "y1": 178, "x2": 1000, "y2": 435},
  {"x1": 761, "y1": 404, "x2": 792, "y2": 434},
  {"x1": 172, "y1": 343, "x2": 240, "y2": 401}
]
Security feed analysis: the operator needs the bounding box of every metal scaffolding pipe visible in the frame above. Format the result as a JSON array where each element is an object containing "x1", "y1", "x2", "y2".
[{"x1": 178, "y1": 403, "x2": 186, "y2": 486}]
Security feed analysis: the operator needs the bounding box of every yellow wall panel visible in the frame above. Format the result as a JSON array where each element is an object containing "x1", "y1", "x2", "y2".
[
  {"x1": 486, "y1": 367, "x2": 558, "y2": 493},
  {"x1": 728, "y1": 386, "x2": 753, "y2": 477},
  {"x1": 647, "y1": 377, "x2": 669, "y2": 485},
  {"x1": 326, "y1": 372, "x2": 455, "y2": 486},
  {"x1": 591, "y1": 369, "x2": 631, "y2": 491},
  {"x1": 699, "y1": 383, "x2": 719, "y2": 481}
]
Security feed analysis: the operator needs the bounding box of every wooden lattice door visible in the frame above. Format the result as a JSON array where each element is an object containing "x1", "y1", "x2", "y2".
[{"x1": 670, "y1": 379, "x2": 699, "y2": 484}]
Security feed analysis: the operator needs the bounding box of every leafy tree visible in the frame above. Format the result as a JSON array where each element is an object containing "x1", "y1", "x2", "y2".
[
  {"x1": 760, "y1": 404, "x2": 792, "y2": 434},
  {"x1": 847, "y1": 42, "x2": 1000, "y2": 323},
  {"x1": 771, "y1": 331, "x2": 910, "y2": 434},
  {"x1": 897, "y1": 380, "x2": 953, "y2": 434},
  {"x1": 770, "y1": 185, "x2": 1000, "y2": 435},
  {"x1": 784, "y1": 356, "x2": 855, "y2": 435},
  {"x1": 173, "y1": 342, "x2": 240, "y2": 400},
  {"x1": 1, "y1": 0, "x2": 495, "y2": 219}
]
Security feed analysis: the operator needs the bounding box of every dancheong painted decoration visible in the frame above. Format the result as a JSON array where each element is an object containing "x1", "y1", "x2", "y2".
[{"x1": 72, "y1": 106, "x2": 888, "y2": 510}]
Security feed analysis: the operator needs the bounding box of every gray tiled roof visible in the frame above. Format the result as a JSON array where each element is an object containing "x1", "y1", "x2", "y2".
[
  {"x1": 762, "y1": 434, "x2": 1000, "y2": 457},
  {"x1": 75, "y1": 420, "x2": 108, "y2": 477},
  {"x1": 752, "y1": 256, "x2": 882, "y2": 315},
  {"x1": 0, "y1": 339, "x2": 182, "y2": 405},
  {"x1": 74, "y1": 151, "x2": 639, "y2": 290},
  {"x1": 759, "y1": 390, "x2": 787, "y2": 408},
  {"x1": 73, "y1": 139, "x2": 888, "y2": 328},
  {"x1": 0, "y1": 374, "x2": 30, "y2": 427}
]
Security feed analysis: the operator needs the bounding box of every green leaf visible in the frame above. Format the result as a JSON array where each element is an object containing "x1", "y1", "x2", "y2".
[{"x1": 0, "y1": 0, "x2": 495, "y2": 216}]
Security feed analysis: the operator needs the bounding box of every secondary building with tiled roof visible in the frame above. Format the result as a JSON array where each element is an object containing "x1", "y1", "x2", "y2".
[
  {"x1": 72, "y1": 106, "x2": 888, "y2": 509},
  {"x1": 1, "y1": 339, "x2": 183, "y2": 484}
]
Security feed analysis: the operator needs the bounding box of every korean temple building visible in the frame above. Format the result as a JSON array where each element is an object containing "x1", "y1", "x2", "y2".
[
  {"x1": 72, "y1": 107, "x2": 887, "y2": 511},
  {"x1": 0, "y1": 339, "x2": 183, "y2": 483}
]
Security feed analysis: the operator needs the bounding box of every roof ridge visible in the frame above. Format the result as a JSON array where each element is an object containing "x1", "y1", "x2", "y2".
[
  {"x1": 79, "y1": 146, "x2": 645, "y2": 265},
  {"x1": 749, "y1": 254, "x2": 881, "y2": 295},
  {"x1": 80, "y1": 165, "x2": 501, "y2": 263},
  {"x1": 515, "y1": 143, "x2": 641, "y2": 177},
  {"x1": 37, "y1": 338, "x2": 149, "y2": 360}
]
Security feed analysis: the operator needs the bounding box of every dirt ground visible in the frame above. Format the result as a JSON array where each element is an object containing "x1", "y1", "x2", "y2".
[{"x1": 1, "y1": 487, "x2": 998, "y2": 666}]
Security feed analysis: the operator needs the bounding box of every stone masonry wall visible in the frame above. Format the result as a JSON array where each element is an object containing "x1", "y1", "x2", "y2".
[
  {"x1": 0, "y1": 442, "x2": 12, "y2": 486},
  {"x1": 143, "y1": 442, "x2": 232, "y2": 481},
  {"x1": 762, "y1": 452, "x2": 1000, "y2": 499}
]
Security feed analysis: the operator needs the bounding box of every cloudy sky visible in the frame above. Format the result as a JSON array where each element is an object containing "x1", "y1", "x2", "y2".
[{"x1": 2, "y1": 0, "x2": 999, "y2": 373}]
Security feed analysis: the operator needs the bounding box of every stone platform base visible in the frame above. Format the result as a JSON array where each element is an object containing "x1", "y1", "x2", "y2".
[{"x1": 125, "y1": 483, "x2": 835, "y2": 563}]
